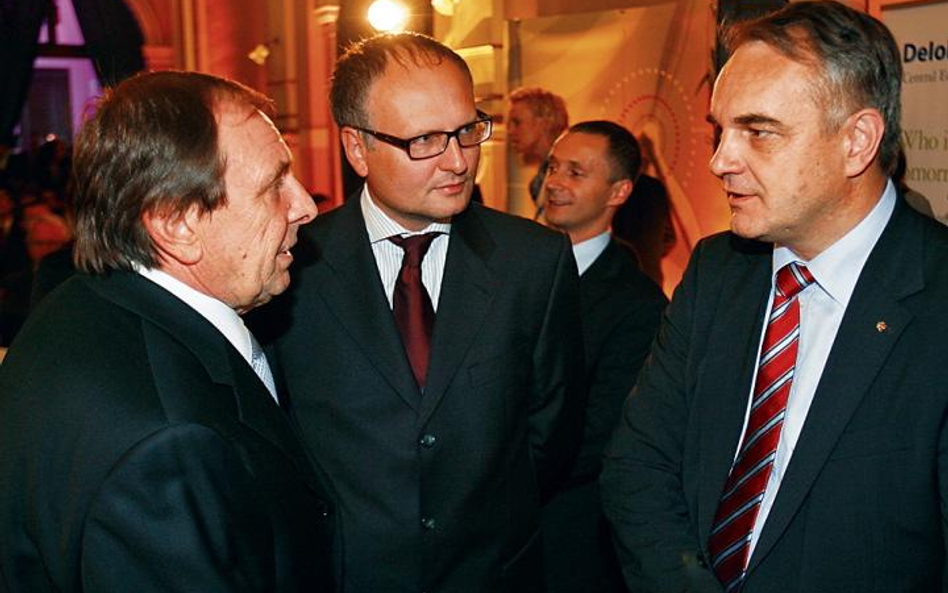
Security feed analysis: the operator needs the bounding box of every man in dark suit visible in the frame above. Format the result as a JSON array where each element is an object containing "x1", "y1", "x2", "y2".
[
  {"x1": 0, "y1": 71, "x2": 332, "y2": 592},
  {"x1": 601, "y1": 2, "x2": 948, "y2": 592},
  {"x1": 267, "y1": 33, "x2": 585, "y2": 593},
  {"x1": 541, "y1": 120, "x2": 666, "y2": 592}
]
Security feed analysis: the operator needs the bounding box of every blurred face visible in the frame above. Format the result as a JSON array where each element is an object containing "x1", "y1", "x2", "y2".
[
  {"x1": 545, "y1": 131, "x2": 629, "y2": 244},
  {"x1": 193, "y1": 103, "x2": 317, "y2": 313},
  {"x1": 344, "y1": 60, "x2": 479, "y2": 232},
  {"x1": 0, "y1": 189, "x2": 12, "y2": 217},
  {"x1": 709, "y1": 41, "x2": 849, "y2": 259},
  {"x1": 508, "y1": 101, "x2": 548, "y2": 162}
]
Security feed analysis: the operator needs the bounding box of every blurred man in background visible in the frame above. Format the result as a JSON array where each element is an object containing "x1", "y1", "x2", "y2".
[{"x1": 508, "y1": 86, "x2": 569, "y2": 215}]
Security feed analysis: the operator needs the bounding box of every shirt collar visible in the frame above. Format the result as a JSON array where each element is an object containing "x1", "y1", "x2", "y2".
[
  {"x1": 573, "y1": 231, "x2": 611, "y2": 275},
  {"x1": 773, "y1": 178, "x2": 896, "y2": 307},
  {"x1": 360, "y1": 185, "x2": 452, "y2": 242},
  {"x1": 136, "y1": 266, "x2": 253, "y2": 362}
]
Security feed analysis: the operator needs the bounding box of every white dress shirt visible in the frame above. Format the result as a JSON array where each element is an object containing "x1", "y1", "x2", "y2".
[
  {"x1": 136, "y1": 266, "x2": 279, "y2": 404},
  {"x1": 572, "y1": 231, "x2": 611, "y2": 276},
  {"x1": 746, "y1": 179, "x2": 897, "y2": 556},
  {"x1": 360, "y1": 186, "x2": 451, "y2": 310}
]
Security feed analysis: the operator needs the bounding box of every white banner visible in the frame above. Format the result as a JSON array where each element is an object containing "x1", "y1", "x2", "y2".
[{"x1": 884, "y1": 1, "x2": 948, "y2": 223}]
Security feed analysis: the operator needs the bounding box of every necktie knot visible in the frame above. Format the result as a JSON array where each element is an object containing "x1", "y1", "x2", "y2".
[
  {"x1": 389, "y1": 233, "x2": 439, "y2": 268},
  {"x1": 775, "y1": 262, "x2": 814, "y2": 301}
]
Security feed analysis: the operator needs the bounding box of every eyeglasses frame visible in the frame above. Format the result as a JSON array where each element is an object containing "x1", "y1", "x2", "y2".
[{"x1": 347, "y1": 110, "x2": 493, "y2": 161}]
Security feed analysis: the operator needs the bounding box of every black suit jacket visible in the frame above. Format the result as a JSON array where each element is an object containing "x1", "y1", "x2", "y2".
[
  {"x1": 266, "y1": 198, "x2": 585, "y2": 593},
  {"x1": 0, "y1": 272, "x2": 333, "y2": 593},
  {"x1": 600, "y1": 197, "x2": 948, "y2": 592},
  {"x1": 542, "y1": 238, "x2": 666, "y2": 593}
]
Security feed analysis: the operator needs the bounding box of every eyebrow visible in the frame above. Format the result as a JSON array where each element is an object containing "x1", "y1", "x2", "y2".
[
  {"x1": 409, "y1": 112, "x2": 483, "y2": 137},
  {"x1": 734, "y1": 113, "x2": 783, "y2": 127},
  {"x1": 260, "y1": 160, "x2": 291, "y2": 195},
  {"x1": 707, "y1": 113, "x2": 784, "y2": 128}
]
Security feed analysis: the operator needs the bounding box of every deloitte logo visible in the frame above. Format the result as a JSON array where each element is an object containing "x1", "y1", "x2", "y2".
[{"x1": 903, "y1": 41, "x2": 948, "y2": 63}]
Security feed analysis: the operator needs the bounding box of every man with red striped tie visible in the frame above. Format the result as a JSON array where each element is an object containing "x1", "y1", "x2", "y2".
[{"x1": 600, "y1": 2, "x2": 948, "y2": 592}]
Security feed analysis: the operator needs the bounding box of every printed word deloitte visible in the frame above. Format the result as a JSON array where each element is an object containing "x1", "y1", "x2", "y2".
[{"x1": 904, "y1": 41, "x2": 948, "y2": 63}]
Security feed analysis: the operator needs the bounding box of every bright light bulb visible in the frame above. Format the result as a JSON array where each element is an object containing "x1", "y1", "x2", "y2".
[
  {"x1": 431, "y1": 0, "x2": 454, "y2": 16},
  {"x1": 367, "y1": 0, "x2": 409, "y2": 32}
]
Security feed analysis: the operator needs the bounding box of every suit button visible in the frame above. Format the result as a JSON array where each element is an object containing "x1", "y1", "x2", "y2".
[
  {"x1": 421, "y1": 517, "x2": 436, "y2": 530},
  {"x1": 419, "y1": 434, "x2": 437, "y2": 448}
]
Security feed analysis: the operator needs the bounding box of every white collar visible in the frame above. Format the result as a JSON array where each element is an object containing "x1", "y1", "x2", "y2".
[
  {"x1": 773, "y1": 178, "x2": 897, "y2": 307},
  {"x1": 573, "y1": 231, "x2": 611, "y2": 275},
  {"x1": 360, "y1": 185, "x2": 452, "y2": 242},
  {"x1": 135, "y1": 266, "x2": 253, "y2": 363}
]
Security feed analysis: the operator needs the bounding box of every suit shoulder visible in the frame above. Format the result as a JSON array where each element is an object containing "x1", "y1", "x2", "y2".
[
  {"x1": 467, "y1": 203, "x2": 567, "y2": 248},
  {"x1": 693, "y1": 230, "x2": 769, "y2": 259},
  {"x1": 604, "y1": 239, "x2": 668, "y2": 305},
  {"x1": 3, "y1": 275, "x2": 169, "y2": 425}
]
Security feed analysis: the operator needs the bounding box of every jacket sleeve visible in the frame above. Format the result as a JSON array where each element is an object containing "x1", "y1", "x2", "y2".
[
  {"x1": 599, "y1": 241, "x2": 724, "y2": 593},
  {"x1": 81, "y1": 424, "x2": 276, "y2": 592},
  {"x1": 571, "y1": 290, "x2": 666, "y2": 485},
  {"x1": 528, "y1": 233, "x2": 587, "y2": 499}
]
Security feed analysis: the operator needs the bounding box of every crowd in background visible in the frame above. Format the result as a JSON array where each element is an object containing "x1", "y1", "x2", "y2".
[{"x1": 0, "y1": 137, "x2": 74, "y2": 346}]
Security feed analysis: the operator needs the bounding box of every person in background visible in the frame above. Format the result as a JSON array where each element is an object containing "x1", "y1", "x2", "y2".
[
  {"x1": 542, "y1": 120, "x2": 666, "y2": 592},
  {"x1": 0, "y1": 185, "x2": 30, "y2": 346},
  {"x1": 508, "y1": 86, "x2": 569, "y2": 215},
  {"x1": 0, "y1": 71, "x2": 333, "y2": 592},
  {"x1": 601, "y1": 2, "x2": 948, "y2": 592},
  {"x1": 265, "y1": 32, "x2": 585, "y2": 593}
]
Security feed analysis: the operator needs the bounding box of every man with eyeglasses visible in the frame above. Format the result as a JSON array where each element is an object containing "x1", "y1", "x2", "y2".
[{"x1": 262, "y1": 32, "x2": 585, "y2": 593}]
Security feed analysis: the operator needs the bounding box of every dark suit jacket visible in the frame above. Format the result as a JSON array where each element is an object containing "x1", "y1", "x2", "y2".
[
  {"x1": 542, "y1": 238, "x2": 666, "y2": 593},
  {"x1": 0, "y1": 272, "x2": 333, "y2": 593},
  {"x1": 600, "y1": 197, "x2": 948, "y2": 593},
  {"x1": 266, "y1": 198, "x2": 585, "y2": 593}
]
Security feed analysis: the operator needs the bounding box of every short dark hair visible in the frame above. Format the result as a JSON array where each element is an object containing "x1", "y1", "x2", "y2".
[
  {"x1": 72, "y1": 70, "x2": 271, "y2": 274},
  {"x1": 330, "y1": 32, "x2": 472, "y2": 129},
  {"x1": 724, "y1": 0, "x2": 902, "y2": 174},
  {"x1": 567, "y1": 120, "x2": 642, "y2": 183}
]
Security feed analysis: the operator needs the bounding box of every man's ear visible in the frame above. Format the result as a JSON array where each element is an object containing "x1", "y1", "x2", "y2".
[
  {"x1": 340, "y1": 127, "x2": 369, "y2": 177},
  {"x1": 607, "y1": 178, "x2": 634, "y2": 208},
  {"x1": 141, "y1": 204, "x2": 203, "y2": 266},
  {"x1": 843, "y1": 108, "x2": 885, "y2": 178}
]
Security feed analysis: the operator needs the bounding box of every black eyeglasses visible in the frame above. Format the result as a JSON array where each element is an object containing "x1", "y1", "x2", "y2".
[{"x1": 349, "y1": 111, "x2": 493, "y2": 160}]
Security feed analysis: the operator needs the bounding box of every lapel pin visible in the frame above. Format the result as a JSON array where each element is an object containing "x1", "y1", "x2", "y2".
[{"x1": 876, "y1": 321, "x2": 887, "y2": 333}]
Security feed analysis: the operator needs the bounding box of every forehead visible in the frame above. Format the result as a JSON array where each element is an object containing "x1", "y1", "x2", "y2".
[
  {"x1": 711, "y1": 41, "x2": 822, "y2": 123},
  {"x1": 217, "y1": 103, "x2": 287, "y2": 157},
  {"x1": 365, "y1": 60, "x2": 475, "y2": 135},
  {"x1": 552, "y1": 132, "x2": 609, "y2": 164}
]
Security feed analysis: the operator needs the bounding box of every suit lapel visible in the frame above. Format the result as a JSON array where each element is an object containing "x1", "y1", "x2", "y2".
[
  {"x1": 311, "y1": 198, "x2": 422, "y2": 409},
  {"x1": 228, "y1": 351, "x2": 325, "y2": 490},
  {"x1": 580, "y1": 240, "x2": 622, "y2": 310},
  {"x1": 749, "y1": 200, "x2": 923, "y2": 570},
  {"x1": 93, "y1": 272, "x2": 323, "y2": 493},
  {"x1": 695, "y1": 242, "x2": 773, "y2": 546},
  {"x1": 418, "y1": 205, "x2": 497, "y2": 425}
]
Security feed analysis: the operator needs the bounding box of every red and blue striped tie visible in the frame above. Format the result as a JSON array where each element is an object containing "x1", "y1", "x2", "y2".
[{"x1": 708, "y1": 262, "x2": 815, "y2": 592}]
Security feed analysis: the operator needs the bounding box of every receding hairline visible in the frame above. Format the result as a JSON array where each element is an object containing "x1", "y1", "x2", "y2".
[{"x1": 360, "y1": 55, "x2": 474, "y2": 127}]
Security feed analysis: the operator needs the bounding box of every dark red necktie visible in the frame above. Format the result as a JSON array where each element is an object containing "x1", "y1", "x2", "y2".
[
  {"x1": 389, "y1": 233, "x2": 439, "y2": 390},
  {"x1": 708, "y1": 262, "x2": 815, "y2": 592}
]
